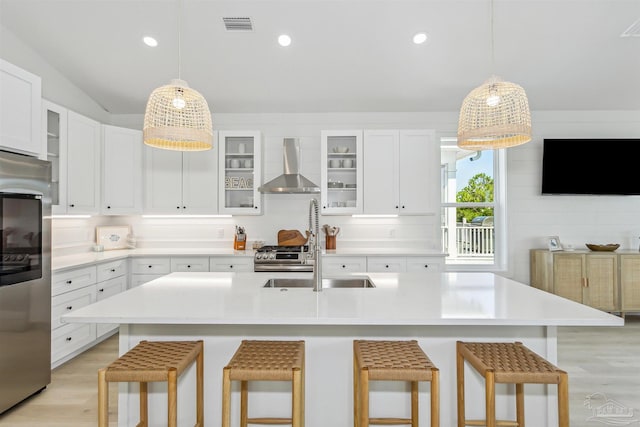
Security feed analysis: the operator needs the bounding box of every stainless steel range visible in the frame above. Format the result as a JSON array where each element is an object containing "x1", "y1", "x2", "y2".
[{"x1": 254, "y1": 245, "x2": 313, "y2": 272}]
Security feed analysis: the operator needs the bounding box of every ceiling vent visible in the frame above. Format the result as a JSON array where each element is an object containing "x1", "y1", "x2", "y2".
[
  {"x1": 223, "y1": 17, "x2": 254, "y2": 32},
  {"x1": 620, "y1": 18, "x2": 640, "y2": 37}
]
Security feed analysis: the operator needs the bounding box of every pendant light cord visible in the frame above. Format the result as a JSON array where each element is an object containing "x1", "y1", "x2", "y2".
[
  {"x1": 490, "y1": 0, "x2": 495, "y2": 73},
  {"x1": 177, "y1": 0, "x2": 182, "y2": 79}
]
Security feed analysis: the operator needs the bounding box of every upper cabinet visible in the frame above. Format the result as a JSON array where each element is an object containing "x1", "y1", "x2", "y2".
[
  {"x1": 320, "y1": 130, "x2": 363, "y2": 215},
  {"x1": 218, "y1": 131, "x2": 262, "y2": 215},
  {"x1": 102, "y1": 125, "x2": 142, "y2": 215},
  {"x1": 44, "y1": 101, "x2": 101, "y2": 215},
  {"x1": 363, "y1": 129, "x2": 439, "y2": 215},
  {"x1": 144, "y1": 136, "x2": 218, "y2": 215},
  {"x1": 0, "y1": 59, "x2": 43, "y2": 158}
]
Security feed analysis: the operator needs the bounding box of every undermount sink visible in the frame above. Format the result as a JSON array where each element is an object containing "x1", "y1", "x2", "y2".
[{"x1": 263, "y1": 277, "x2": 375, "y2": 289}]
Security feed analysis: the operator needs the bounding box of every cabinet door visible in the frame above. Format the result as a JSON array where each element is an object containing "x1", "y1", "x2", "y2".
[
  {"x1": 367, "y1": 257, "x2": 406, "y2": 272},
  {"x1": 210, "y1": 256, "x2": 253, "y2": 272},
  {"x1": 219, "y1": 131, "x2": 262, "y2": 214},
  {"x1": 321, "y1": 130, "x2": 363, "y2": 215},
  {"x1": 552, "y1": 253, "x2": 585, "y2": 304},
  {"x1": 182, "y1": 146, "x2": 218, "y2": 214},
  {"x1": 363, "y1": 130, "x2": 399, "y2": 214},
  {"x1": 102, "y1": 125, "x2": 142, "y2": 214},
  {"x1": 67, "y1": 111, "x2": 101, "y2": 214},
  {"x1": 43, "y1": 100, "x2": 68, "y2": 214},
  {"x1": 170, "y1": 257, "x2": 210, "y2": 272},
  {"x1": 323, "y1": 256, "x2": 367, "y2": 274},
  {"x1": 620, "y1": 254, "x2": 640, "y2": 311},
  {"x1": 0, "y1": 59, "x2": 42, "y2": 157},
  {"x1": 96, "y1": 276, "x2": 127, "y2": 336},
  {"x1": 398, "y1": 130, "x2": 438, "y2": 215},
  {"x1": 406, "y1": 257, "x2": 442, "y2": 273},
  {"x1": 144, "y1": 146, "x2": 183, "y2": 213},
  {"x1": 585, "y1": 254, "x2": 617, "y2": 311}
]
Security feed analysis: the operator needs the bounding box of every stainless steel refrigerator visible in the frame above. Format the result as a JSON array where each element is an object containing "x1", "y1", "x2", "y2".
[{"x1": 0, "y1": 150, "x2": 52, "y2": 414}]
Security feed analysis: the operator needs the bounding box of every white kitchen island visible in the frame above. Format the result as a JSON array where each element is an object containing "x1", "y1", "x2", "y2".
[{"x1": 63, "y1": 271, "x2": 622, "y2": 427}]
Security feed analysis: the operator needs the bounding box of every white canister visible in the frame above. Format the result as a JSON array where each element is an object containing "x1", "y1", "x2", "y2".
[
  {"x1": 342, "y1": 159, "x2": 353, "y2": 168},
  {"x1": 230, "y1": 159, "x2": 241, "y2": 168},
  {"x1": 238, "y1": 143, "x2": 246, "y2": 153},
  {"x1": 329, "y1": 159, "x2": 341, "y2": 168},
  {"x1": 244, "y1": 159, "x2": 253, "y2": 168}
]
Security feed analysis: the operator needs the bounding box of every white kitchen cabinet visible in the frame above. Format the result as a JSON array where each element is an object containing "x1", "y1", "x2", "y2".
[
  {"x1": 405, "y1": 256, "x2": 443, "y2": 273},
  {"x1": 320, "y1": 130, "x2": 363, "y2": 215},
  {"x1": 363, "y1": 129, "x2": 438, "y2": 215},
  {"x1": 102, "y1": 125, "x2": 142, "y2": 215},
  {"x1": 0, "y1": 59, "x2": 43, "y2": 158},
  {"x1": 95, "y1": 276, "x2": 126, "y2": 337},
  {"x1": 323, "y1": 256, "x2": 367, "y2": 274},
  {"x1": 366, "y1": 257, "x2": 407, "y2": 272},
  {"x1": 42, "y1": 100, "x2": 67, "y2": 212},
  {"x1": 170, "y1": 257, "x2": 210, "y2": 272},
  {"x1": 144, "y1": 140, "x2": 218, "y2": 214},
  {"x1": 130, "y1": 257, "x2": 171, "y2": 287},
  {"x1": 210, "y1": 256, "x2": 253, "y2": 272},
  {"x1": 66, "y1": 110, "x2": 101, "y2": 214},
  {"x1": 218, "y1": 131, "x2": 262, "y2": 215}
]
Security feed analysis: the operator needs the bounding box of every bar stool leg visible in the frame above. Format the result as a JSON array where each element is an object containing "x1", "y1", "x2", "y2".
[
  {"x1": 222, "y1": 367, "x2": 231, "y2": 427},
  {"x1": 240, "y1": 380, "x2": 249, "y2": 427},
  {"x1": 140, "y1": 381, "x2": 148, "y2": 427},
  {"x1": 456, "y1": 343, "x2": 465, "y2": 427},
  {"x1": 98, "y1": 368, "x2": 108, "y2": 427},
  {"x1": 431, "y1": 368, "x2": 440, "y2": 427},
  {"x1": 168, "y1": 368, "x2": 177, "y2": 427},
  {"x1": 359, "y1": 368, "x2": 369, "y2": 427},
  {"x1": 353, "y1": 348, "x2": 360, "y2": 427},
  {"x1": 196, "y1": 346, "x2": 204, "y2": 427},
  {"x1": 516, "y1": 383, "x2": 525, "y2": 427},
  {"x1": 485, "y1": 370, "x2": 496, "y2": 427},
  {"x1": 293, "y1": 367, "x2": 302, "y2": 427},
  {"x1": 558, "y1": 373, "x2": 569, "y2": 427},
  {"x1": 410, "y1": 381, "x2": 419, "y2": 427}
]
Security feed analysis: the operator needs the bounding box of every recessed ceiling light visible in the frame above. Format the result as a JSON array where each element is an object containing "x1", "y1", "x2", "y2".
[
  {"x1": 143, "y1": 36, "x2": 158, "y2": 47},
  {"x1": 278, "y1": 34, "x2": 292, "y2": 47},
  {"x1": 413, "y1": 32, "x2": 428, "y2": 44}
]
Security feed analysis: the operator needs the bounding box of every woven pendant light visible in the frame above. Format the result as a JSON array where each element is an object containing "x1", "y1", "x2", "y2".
[
  {"x1": 143, "y1": 0, "x2": 212, "y2": 151},
  {"x1": 457, "y1": 0, "x2": 532, "y2": 151}
]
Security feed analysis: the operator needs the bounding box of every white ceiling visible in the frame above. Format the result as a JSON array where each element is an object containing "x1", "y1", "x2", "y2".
[{"x1": 1, "y1": 0, "x2": 639, "y2": 115}]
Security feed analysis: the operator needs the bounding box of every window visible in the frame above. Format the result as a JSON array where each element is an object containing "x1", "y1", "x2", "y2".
[{"x1": 440, "y1": 138, "x2": 506, "y2": 271}]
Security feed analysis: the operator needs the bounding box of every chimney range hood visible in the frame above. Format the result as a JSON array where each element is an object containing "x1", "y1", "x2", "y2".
[{"x1": 258, "y1": 138, "x2": 320, "y2": 194}]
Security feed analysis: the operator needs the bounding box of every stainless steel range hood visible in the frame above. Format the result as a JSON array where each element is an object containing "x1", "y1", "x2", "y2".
[{"x1": 258, "y1": 138, "x2": 320, "y2": 194}]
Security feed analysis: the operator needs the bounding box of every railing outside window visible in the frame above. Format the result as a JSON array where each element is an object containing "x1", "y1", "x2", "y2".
[{"x1": 442, "y1": 225, "x2": 495, "y2": 258}]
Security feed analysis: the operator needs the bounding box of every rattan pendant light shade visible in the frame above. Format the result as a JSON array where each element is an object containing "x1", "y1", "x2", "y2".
[
  {"x1": 143, "y1": 79, "x2": 213, "y2": 151},
  {"x1": 457, "y1": 75, "x2": 531, "y2": 151}
]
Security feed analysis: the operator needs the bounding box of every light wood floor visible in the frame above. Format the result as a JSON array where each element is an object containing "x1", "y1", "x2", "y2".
[{"x1": 1, "y1": 317, "x2": 638, "y2": 426}]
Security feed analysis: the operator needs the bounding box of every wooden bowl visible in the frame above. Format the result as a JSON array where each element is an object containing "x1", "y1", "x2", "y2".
[{"x1": 585, "y1": 243, "x2": 620, "y2": 252}]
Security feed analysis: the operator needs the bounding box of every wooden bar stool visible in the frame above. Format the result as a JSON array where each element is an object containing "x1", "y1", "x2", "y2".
[
  {"x1": 456, "y1": 341, "x2": 569, "y2": 427},
  {"x1": 353, "y1": 339, "x2": 440, "y2": 427},
  {"x1": 222, "y1": 340, "x2": 305, "y2": 427},
  {"x1": 98, "y1": 340, "x2": 204, "y2": 427}
]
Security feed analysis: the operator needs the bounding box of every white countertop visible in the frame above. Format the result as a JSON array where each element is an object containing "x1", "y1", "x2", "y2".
[
  {"x1": 62, "y1": 271, "x2": 622, "y2": 327},
  {"x1": 51, "y1": 248, "x2": 446, "y2": 271}
]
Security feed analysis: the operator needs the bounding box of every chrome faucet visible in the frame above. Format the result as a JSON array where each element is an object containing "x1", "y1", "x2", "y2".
[{"x1": 308, "y1": 198, "x2": 322, "y2": 291}]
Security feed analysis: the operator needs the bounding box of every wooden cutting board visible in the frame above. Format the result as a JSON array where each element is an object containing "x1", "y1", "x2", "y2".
[{"x1": 278, "y1": 229, "x2": 309, "y2": 246}]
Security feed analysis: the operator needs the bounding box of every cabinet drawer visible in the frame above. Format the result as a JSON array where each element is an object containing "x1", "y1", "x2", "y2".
[
  {"x1": 367, "y1": 257, "x2": 406, "y2": 272},
  {"x1": 323, "y1": 256, "x2": 367, "y2": 274},
  {"x1": 52, "y1": 323, "x2": 96, "y2": 363},
  {"x1": 52, "y1": 266, "x2": 97, "y2": 296},
  {"x1": 52, "y1": 285, "x2": 96, "y2": 330},
  {"x1": 210, "y1": 256, "x2": 253, "y2": 272},
  {"x1": 130, "y1": 274, "x2": 165, "y2": 288},
  {"x1": 96, "y1": 276, "x2": 126, "y2": 301},
  {"x1": 171, "y1": 257, "x2": 210, "y2": 272},
  {"x1": 131, "y1": 257, "x2": 171, "y2": 274},
  {"x1": 406, "y1": 257, "x2": 442, "y2": 273},
  {"x1": 96, "y1": 259, "x2": 127, "y2": 282}
]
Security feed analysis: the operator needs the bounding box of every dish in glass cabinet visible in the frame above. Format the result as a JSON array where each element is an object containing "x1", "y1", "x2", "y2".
[{"x1": 585, "y1": 243, "x2": 620, "y2": 251}]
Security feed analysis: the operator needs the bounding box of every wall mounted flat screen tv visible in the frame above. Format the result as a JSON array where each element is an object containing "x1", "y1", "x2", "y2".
[{"x1": 542, "y1": 138, "x2": 640, "y2": 195}]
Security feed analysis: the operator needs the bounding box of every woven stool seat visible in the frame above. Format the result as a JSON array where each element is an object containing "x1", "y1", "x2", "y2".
[
  {"x1": 222, "y1": 340, "x2": 305, "y2": 427},
  {"x1": 98, "y1": 340, "x2": 204, "y2": 427},
  {"x1": 354, "y1": 340, "x2": 439, "y2": 427},
  {"x1": 456, "y1": 341, "x2": 568, "y2": 427}
]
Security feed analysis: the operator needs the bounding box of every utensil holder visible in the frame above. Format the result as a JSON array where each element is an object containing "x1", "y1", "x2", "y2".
[
  {"x1": 326, "y1": 235, "x2": 336, "y2": 250},
  {"x1": 234, "y1": 234, "x2": 247, "y2": 250}
]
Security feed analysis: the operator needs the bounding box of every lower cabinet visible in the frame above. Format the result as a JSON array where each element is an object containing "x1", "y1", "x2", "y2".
[
  {"x1": 210, "y1": 256, "x2": 253, "y2": 272},
  {"x1": 130, "y1": 257, "x2": 171, "y2": 287},
  {"x1": 324, "y1": 255, "x2": 443, "y2": 275},
  {"x1": 51, "y1": 259, "x2": 128, "y2": 367},
  {"x1": 530, "y1": 249, "x2": 627, "y2": 313}
]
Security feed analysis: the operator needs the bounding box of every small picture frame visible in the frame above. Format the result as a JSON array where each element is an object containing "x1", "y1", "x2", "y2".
[{"x1": 548, "y1": 236, "x2": 563, "y2": 252}]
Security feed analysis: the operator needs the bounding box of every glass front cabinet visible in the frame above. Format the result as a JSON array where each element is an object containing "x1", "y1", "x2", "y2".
[
  {"x1": 321, "y1": 130, "x2": 363, "y2": 215},
  {"x1": 218, "y1": 131, "x2": 262, "y2": 215}
]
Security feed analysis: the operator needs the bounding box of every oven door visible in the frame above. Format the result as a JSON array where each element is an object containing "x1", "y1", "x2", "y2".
[{"x1": 0, "y1": 193, "x2": 43, "y2": 287}]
